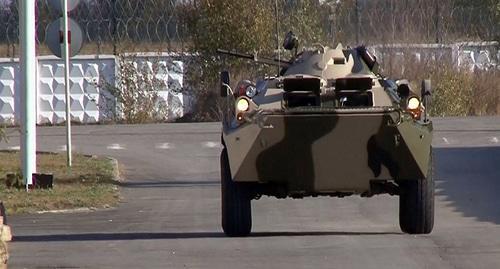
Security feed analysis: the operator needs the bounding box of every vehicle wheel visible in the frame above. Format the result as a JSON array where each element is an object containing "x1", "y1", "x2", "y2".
[
  {"x1": 398, "y1": 156, "x2": 434, "y2": 234},
  {"x1": 221, "y1": 148, "x2": 252, "y2": 237}
]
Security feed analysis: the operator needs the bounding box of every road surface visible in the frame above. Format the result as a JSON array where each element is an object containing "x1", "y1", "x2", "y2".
[{"x1": 1, "y1": 117, "x2": 500, "y2": 268}]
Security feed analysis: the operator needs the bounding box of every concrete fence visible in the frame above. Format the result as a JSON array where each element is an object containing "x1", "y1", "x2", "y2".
[
  {"x1": 0, "y1": 54, "x2": 187, "y2": 125},
  {"x1": 371, "y1": 41, "x2": 499, "y2": 76}
]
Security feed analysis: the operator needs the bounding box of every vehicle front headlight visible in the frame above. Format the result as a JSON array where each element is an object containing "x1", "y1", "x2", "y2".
[
  {"x1": 407, "y1": 96, "x2": 421, "y2": 110},
  {"x1": 406, "y1": 96, "x2": 423, "y2": 120},
  {"x1": 236, "y1": 98, "x2": 250, "y2": 112}
]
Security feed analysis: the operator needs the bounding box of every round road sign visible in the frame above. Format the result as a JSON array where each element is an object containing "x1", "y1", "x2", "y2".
[
  {"x1": 47, "y1": 0, "x2": 81, "y2": 13},
  {"x1": 45, "y1": 17, "x2": 84, "y2": 58}
]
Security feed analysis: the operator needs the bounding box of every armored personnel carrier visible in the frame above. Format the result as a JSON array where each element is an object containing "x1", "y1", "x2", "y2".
[{"x1": 218, "y1": 32, "x2": 433, "y2": 237}]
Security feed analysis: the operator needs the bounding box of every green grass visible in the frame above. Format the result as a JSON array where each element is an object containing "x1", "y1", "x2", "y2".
[{"x1": 0, "y1": 151, "x2": 120, "y2": 215}]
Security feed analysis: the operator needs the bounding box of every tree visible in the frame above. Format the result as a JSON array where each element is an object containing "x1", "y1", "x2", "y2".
[
  {"x1": 451, "y1": 0, "x2": 500, "y2": 40},
  {"x1": 179, "y1": 0, "x2": 327, "y2": 121}
]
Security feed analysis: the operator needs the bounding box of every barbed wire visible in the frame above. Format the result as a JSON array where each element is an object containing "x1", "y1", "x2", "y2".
[
  {"x1": 0, "y1": 0, "x2": 498, "y2": 57},
  {"x1": 324, "y1": 0, "x2": 499, "y2": 45},
  {"x1": 0, "y1": 0, "x2": 189, "y2": 57}
]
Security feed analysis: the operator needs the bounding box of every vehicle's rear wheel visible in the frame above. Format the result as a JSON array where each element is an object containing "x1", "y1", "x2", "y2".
[
  {"x1": 221, "y1": 148, "x2": 252, "y2": 237},
  {"x1": 398, "y1": 156, "x2": 434, "y2": 234}
]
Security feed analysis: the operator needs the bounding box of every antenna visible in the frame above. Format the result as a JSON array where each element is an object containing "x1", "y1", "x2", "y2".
[{"x1": 275, "y1": 0, "x2": 280, "y2": 75}]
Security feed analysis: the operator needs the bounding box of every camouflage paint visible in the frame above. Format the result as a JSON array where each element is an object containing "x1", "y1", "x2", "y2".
[{"x1": 221, "y1": 44, "x2": 433, "y2": 195}]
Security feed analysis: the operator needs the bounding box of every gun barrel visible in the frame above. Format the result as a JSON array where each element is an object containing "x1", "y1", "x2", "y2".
[
  {"x1": 216, "y1": 49, "x2": 255, "y2": 60},
  {"x1": 216, "y1": 49, "x2": 291, "y2": 68}
]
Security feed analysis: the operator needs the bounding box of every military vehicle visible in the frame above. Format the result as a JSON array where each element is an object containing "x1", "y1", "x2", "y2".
[{"x1": 218, "y1": 32, "x2": 433, "y2": 237}]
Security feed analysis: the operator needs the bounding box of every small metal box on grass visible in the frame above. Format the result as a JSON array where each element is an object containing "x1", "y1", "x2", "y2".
[{"x1": 32, "y1": 174, "x2": 54, "y2": 189}]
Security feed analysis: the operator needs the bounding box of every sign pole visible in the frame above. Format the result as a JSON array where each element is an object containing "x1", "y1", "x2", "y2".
[
  {"x1": 20, "y1": 0, "x2": 37, "y2": 190},
  {"x1": 63, "y1": 0, "x2": 72, "y2": 167},
  {"x1": 47, "y1": 0, "x2": 82, "y2": 168}
]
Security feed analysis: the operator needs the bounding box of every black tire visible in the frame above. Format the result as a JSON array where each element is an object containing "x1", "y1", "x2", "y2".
[
  {"x1": 399, "y1": 156, "x2": 434, "y2": 234},
  {"x1": 221, "y1": 148, "x2": 252, "y2": 237}
]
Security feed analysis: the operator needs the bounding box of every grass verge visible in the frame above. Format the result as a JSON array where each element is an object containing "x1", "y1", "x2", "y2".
[{"x1": 0, "y1": 151, "x2": 120, "y2": 215}]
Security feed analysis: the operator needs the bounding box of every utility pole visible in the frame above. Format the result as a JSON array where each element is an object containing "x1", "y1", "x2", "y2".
[{"x1": 19, "y1": 0, "x2": 37, "y2": 190}]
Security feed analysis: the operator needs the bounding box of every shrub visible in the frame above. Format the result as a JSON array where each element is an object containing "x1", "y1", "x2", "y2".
[
  {"x1": 430, "y1": 67, "x2": 474, "y2": 117},
  {"x1": 99, "y1": 55, "x2": 168, "y2": 124},
  {"x1": 469, "y1": 70, "x2": 500, "y2": 115},
  {"x1": 178, "y1": 0, "x2": 327, "y2": 122},
  {"x1": 0, "y1": 125, "x2": 6, "y2": 143},
  {"x1": 380, "y1": 56, "x2": 499, "y2": 117}
]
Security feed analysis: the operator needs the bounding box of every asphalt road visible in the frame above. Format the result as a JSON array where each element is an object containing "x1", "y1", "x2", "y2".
[{"x1": 1, "y1": 117, "x2": 500, "y2": 269}]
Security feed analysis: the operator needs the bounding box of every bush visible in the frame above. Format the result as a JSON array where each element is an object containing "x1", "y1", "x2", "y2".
[
  {"x1": 430, "y1": 67, "x2": 474, "y2": 117},
  {"x1": 178, "y1": 0, "x2": 327, "y2": 122},
  {"x1": 99, "y1": 55, "x2": 168, "y2": 124},
  {"x1": 380, "y1": 56, "x2": 499, "y2": 117},
  {"x1": 179, "y1": 58, "x2": 274, "y2": 122},
  {"x1": 0, "y1": 127, "x2": 5, "y2": 143},
  {"x1": 428, "y1": 67, "x2": 500, "y2": 116},
  {"x1": 469, "y1": 70, "x2": 500, "y2": 115}
]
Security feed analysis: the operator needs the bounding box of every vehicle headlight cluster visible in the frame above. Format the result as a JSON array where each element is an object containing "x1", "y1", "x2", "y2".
[
  {"x1": 406, "y1": 96, "x2": 423, "y2": 120},
  {"x1": 234, "y1": 80, "x2": 257, "y2": 123},
  {"x1": 407, "y1": 96, "x2": 421, "y2": 110},
  {"x1": 235, "y1": 97, "x2": 253, "y2": 123},
  {"x1": 237, "y1": 98, "x2": 250, "y2": 112}
]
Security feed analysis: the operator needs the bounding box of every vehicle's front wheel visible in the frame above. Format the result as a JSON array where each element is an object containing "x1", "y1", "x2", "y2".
[
  {"x1": 398, "y1": 157, "x2": 434, "y2": 234},
  {"x1": 221, "y1": 148, "x2": 252, "y2": 237}
]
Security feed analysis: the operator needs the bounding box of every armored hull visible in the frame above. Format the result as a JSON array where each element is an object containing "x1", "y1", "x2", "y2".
[
  {"x1": 218, "y1": 41, "x2": 434, "y2": 236},
  {"x1": 224, "y1": 108, "x2": 432, "y2": 194}
]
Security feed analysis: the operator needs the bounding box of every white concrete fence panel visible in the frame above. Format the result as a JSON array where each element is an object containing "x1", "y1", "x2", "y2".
[
  {"x1": 0, "y1": 54, "x2": 186, "y2": 125},
  {"x1": 371, "y1": 42, "x2": 499, "y2": 76},
  {"x1": 0, "y1": 61, "x2": 18, "y2": 125}
]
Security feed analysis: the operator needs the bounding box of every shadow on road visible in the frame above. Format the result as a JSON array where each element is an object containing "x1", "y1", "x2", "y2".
[
  {"x1": 435, "y1": 146, "x2": 500, "y2": 224},
  {"x1": 13, "y1": 231, "x2": 401, "y2": 242}
]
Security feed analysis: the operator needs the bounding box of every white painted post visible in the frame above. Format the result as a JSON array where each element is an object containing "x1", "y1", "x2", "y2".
[
  {"x1": 63, "y1": 0, "x2": 72, "y2": 167},
  {"x1": 19, "y1": 0, "x2": 37, "y2": 190}
]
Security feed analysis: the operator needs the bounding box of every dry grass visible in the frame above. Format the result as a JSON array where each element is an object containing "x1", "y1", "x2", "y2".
[
  {"x1": 381, "y1": 57, "x2": 500, "y2": 117},
  {"x1": 0, "y1": 151, "x2": 120, "y2": 215},
  {"x1": 430, "y1": 67, "x2": 474, "y2": 117},
  {"x1": 470, "y1": 70, "x2": 500, "y2": 115},
  {"x1": 433, "y1": 69, "x2": 500, "y2": 116},
  {"x1": 0, "y1": 241, "x2": 6, "y2": 266}
]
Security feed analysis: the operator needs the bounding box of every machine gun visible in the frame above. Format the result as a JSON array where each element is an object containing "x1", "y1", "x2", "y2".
[{"x1": 216, "y1": 49, "x2": 292, "y2": 68}]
